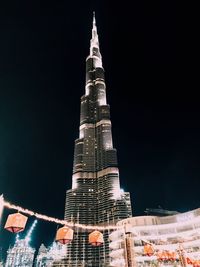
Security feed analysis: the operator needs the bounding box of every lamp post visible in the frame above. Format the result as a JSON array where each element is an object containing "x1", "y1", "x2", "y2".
[
  {"x1": 177, "y1": 244, "x2": 187, "y2": 267},
  {"x1": 124, "y1": 224, "x2": 137, "y2": 267}
]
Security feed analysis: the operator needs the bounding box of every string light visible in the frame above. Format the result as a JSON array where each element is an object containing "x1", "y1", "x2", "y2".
[
  {"x1": 3, "y1": 199, "x2": 120, "y2": 231},
  {"x1": 0, "y1": 198, "x2": 187, "y2": 246},
  {"x1": 2, "y1": 198, "x2": 181, "y2": 244},
  {"x1": 25, "y1": 219, "x2": 38, "y2": 243}
]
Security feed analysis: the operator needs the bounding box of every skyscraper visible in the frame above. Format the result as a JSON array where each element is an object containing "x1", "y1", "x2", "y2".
[{"x1": 63, "y1": 13, "x2": 132, "y2": 267}]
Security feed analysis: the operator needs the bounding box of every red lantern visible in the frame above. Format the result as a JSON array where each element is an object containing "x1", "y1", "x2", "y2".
[
  {"x1": 186, "y1": 257, "x2": 193, "y2": 265},
  {"x1": 4, "y1": 212, "x2": 28, "y2": 233},
  {"x1": 144, "y1": 243, "x2": 154, "y2": 256},
  {"x1": 55, "y1": 226, "x2": 73, "y2": 244},
  {"x1": 168, "y1": 251, "x2": 177, "y2": 261},
  {"x1": 157, "y1": 251, "x2": 166, "y2": 261},
  {"x1": 160, "y1": 251, "x2": 166, "y2": 261},
  {"x1": 89, "y1": 230, "x2": 104, "y2": 246},
  {"x1": 193, "y1": 260, "x2": 200, "y2": 267},
  {"x1": 157, "y1": 251, "x2": 162, "y2": 261}
]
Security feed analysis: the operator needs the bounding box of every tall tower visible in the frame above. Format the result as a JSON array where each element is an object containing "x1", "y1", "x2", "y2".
[{"x1": 64, "y1": 13, "x2": 132, "y2": 267}]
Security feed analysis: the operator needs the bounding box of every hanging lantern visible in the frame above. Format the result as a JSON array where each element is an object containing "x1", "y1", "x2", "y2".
[
  {"x1": 193, "y1": 260, "x2": 199, "y2": 267},
  {"x1": 162, "y1": 251, "x2": 169, "y2": 261},
  {"x1": 186, "y1": 257, "x2": 193, "y2": 265},
  {"x1": 159, "y1": 251, "x2": 165, "y2": 261},
  {"x1": 4, "y1": 212, "x2": 28, "y2": 233},
  {"x1": 157, "y1": 251, "x2": 167, "y2": 261},
  {"x1": 55, "y1": 226, "x2": 73, "y2": 244},
  {"x1": 89, "y1": 230, "x2": 104, "y2": 246},
  {"x1": 193, "y1": 260, "x2": 200, "y2": 267},
  {"x1": 168, "y1": 251, "x2": 177, "y2": 261},
  {"x1": 144, "y1": 243, "x2": 154, "y2": 256},
  {"x1": 157, "y1": 251, "x2": 162, "y2": 261}
]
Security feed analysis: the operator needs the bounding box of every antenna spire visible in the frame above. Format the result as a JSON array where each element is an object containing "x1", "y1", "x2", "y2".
[
  {"x1": 93, "y1": 11, "x2": 96, "y2": 26},
  {"x1": 90, "y1": 12, "x2": 102, "y2": 66}
]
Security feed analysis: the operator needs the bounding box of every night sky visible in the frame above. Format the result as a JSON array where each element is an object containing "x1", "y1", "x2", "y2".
[{"x1": 0, "y1": 0, "x2": 195, "y2": 260}]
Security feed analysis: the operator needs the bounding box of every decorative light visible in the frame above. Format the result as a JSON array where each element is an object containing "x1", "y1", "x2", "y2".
[
  {"x1": 89, "y1": 230, "x2": 104, "y2": 246},
  {"x1": 55, "y1": 226, "x2": 73, "y2": 244},
  {"x1": 4, "y1": 212, "x2": 28, "y2": 233},
  {"x1": 3, "y1": 199, "x2": 120, "y2": 231},
  {"x1": 25, "y1": 219, "x2": 38, "y2": 243}
]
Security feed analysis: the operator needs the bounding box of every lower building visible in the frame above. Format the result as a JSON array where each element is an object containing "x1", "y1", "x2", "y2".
[
  {"x1": 35, "y1": 242, "x2": 67, "y2": 267},
  {"x1": 5, "y1": 239, "x2": 35, "y2": 267},
  {"x1": 109, "y1": 208, "x2": 200, "y2": 266}
]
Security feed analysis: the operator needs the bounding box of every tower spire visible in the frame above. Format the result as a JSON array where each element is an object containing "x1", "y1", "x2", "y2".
[
  {"x1": 91, "y1": 11, "x2": 98, "y2": 43},
  {"x1": 90, "y1": 12, "x2": 102, "y2": 64},
  {"x1": 93, "y1": 11, "x2": 96, "y2": 27}
]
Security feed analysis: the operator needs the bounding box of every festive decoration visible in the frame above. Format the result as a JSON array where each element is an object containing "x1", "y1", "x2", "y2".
[
  {"x1": 4, "y1": 212, "x2": 28, "y2": 233},
  {"x1": 55, "y1": 226, "x2": 74, "y2": 244},
  {"x1": 157, "y1": 251, "x2": 166, "y2": 261},
  {"x1": 156, "y1": 250, "x2": 179, "y2": 262},
  {"x1": 193, "y1": 260, "x2": 200, "y2": 267},
  {"x1": 3, "y1": 200, "x2": 119, "y2": 231},
  {"x1": 186, "y1": 257, "x2": 193, "y2": 265},
  {"x1": 89, "y1": 230, "x2": 104, "y2": 246},
  {"x1": 167, "y1": 251, "x2": 177, "y2": 261},
  {"x1": 144, "y1": 243, "x2": 154, "y2": 256},
  {"x1": 1, "y1": 196, "x2": 200, "y2": 266},
  {"x1": 192, "y1": 260, "x2": 200, "y2": 267}
]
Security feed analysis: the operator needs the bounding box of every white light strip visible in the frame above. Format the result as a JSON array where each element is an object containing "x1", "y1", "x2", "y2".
[
  {"x1": 3, "y1": 199, "x2": 121, "y2": 231},
  {"x1": 132, "y1": 216, "x2": 200, "y2": 231},
  {"x1": 96, "y1": 120, "x2": 111, "y2": 127},
  {"x1": 133, "y1": 228, "x2": 200, "y2": 241}
]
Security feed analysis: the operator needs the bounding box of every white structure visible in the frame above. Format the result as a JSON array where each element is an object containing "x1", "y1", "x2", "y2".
[
  {"x1": 5, "y1": 239, "x2": 35, "y2": 267},
  {"x1": 35, "y1": 242, "x2": 67, "y2": 267},
  {"x1": 109, "y1": 208, "x2": 200, "y2": 266}
]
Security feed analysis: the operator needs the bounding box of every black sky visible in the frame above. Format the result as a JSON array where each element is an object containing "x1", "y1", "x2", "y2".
[{"x1": 0, "y1": 0, "x2": 196, "y2": 259}]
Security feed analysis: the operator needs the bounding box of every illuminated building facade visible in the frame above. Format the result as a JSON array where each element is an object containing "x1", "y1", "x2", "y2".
[
  {"x1": 35, "y1": 242, "x2": 66, "y2": 267},
  {"x1": 35, "y1": 244, "x2": 50, "y2": 267},
  {"x1": 63, "y1": 13, "x2": 132, "y2": 266},
  {"x1": 5, "y1": 239, "x2": 35, "y2": 267},
  {"x1": 109, "y1": 208, "x2": 200, "y2": 266}
]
